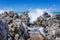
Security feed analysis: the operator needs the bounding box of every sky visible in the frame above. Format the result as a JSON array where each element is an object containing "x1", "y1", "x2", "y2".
[{"x1": 0, "y1": 0, "x2": 60, "y2": 12}]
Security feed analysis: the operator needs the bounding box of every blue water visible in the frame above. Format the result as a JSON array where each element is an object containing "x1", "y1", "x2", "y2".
[
  {"x1": 17, "y1": 12, "x2": 24, "y2": 15},
  {"x1": 53, "y1": 12, "x2": 60, "y2": 15},
  {"x1": 17, "y1": 12, "x2": 60, "y2": 15}
]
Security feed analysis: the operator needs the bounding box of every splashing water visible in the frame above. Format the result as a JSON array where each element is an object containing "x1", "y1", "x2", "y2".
[
  {"x1": 0, "y1": 10, "x2": 5, "y2": 14},
  {"x1": 28, "y1": 8, "x2": 53, "y2": 23},
  {"x1": 0, "y1": 8, "x2": 13, "y2": 14}
]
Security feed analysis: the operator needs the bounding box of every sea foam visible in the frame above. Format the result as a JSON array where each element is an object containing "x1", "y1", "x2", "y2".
[
  {"x1": 28, "y1": 8, "x2": 53, "y2": 23},
  {"x1": 0, "y1": 8, "x2": 13, "y2": 14},
  {"x1": 0, "y1": 10, "x2": 5, "y2": 14}
]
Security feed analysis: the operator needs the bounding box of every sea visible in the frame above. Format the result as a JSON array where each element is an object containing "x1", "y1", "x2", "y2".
[
  {"x1": 17, "y1": 12, "x2": 60, "y2": 15},
  {"x1": 17, "y1": 11, "x2": 60, "y2": 23},
  {"x1": 0, "y1": 9, "x2": 60, "y2": 22},
  {"x1": 53, "y1": 12, "x2": 60, "y2": 15}
]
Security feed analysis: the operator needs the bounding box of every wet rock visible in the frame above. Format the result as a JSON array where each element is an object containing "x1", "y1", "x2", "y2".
[
  {"x1": 56, "y1": 14, "x2": 60, "y2": 20},
  {"x1": 33, "y1": 12, "x2": 51, "y2": 27},
  {"x1": 43, "y1": 12, "x2": 51, "y2": 18}
]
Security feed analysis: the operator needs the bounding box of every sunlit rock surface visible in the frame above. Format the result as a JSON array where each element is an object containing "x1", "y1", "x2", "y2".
[
  {"x1": 0, "y1": 11, "x2": 60, "y2": 40},
  {"x1": 0, "y1": 19, "x2": 9, "y2": 40},
  {"x1": 0, "y1": 11, "x2": 28, "y2": 40},
  {"x1": 19, "y1": 11, "x2": 30, "y2": 26},
  {"x1": 34, "y1": 12, "x2": 60, "y2": 40}
]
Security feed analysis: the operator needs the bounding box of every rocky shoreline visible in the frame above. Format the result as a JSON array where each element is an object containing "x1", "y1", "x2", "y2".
[{"x1": 0, "y1": 11, "x2": 60, "y2": 40}]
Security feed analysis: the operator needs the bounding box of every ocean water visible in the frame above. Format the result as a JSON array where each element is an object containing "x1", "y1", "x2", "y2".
[
  {"x1": 0, "y1": 9, "x2": 58, "y2": 23},
  {"x1": 53, "y1": 12, "x2": 60, "y2": 15},
  {"x1": 17, "y1": 11, "x2": 60, "y2": 23},
  {"x1": 17, "y1": 12, "x2": 24, "y2": 15},
  {"x1": 17, "y1": 12, "x2": 60, "y2": 15}
]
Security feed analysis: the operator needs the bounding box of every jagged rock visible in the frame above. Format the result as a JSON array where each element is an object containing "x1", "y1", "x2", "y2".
[
  {"x1": 56, "y1": 14, "x2": 60, "y2": 20},
  {"x1": 33, "y1": 12, "x2": 60, "y2": 40},
  {"x1": 1, "y1": 12, "x2": 8, "y2": 19},
  {"x1": 8, "y1": 11, "x2": 15, "y2": 18},
  {"x1": 19, "y1": 11, "x2": 30, "y2": 26},
  {"x1": 42, "y1": 15, "x2": 60, "y2": 40},
  {"x1": 0, "y1": 19, "x2": 9, "y2": 40},
  {"x1": 33, "y1": 12, "x2": 51, "y2": 27},
  {"x1": 8, "y1": 11, "x2": 19, "y2": 18},
  {"x1": 1, "y1": 11, "x2": 60, "y2": 40},
  {"x1": 43, "y1": 12, "x2": 51, "y2": 18},
  {"x1": 0, "y1": 11, "x2": 29, "y2": 40}
]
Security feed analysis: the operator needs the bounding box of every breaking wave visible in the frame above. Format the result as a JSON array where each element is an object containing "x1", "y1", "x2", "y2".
[
  {"x1": 0, "y1": 8, "x2": 13, "y2": 14},
  {"x1": 0, "y1": 8, "x2": 54, "y2": 23},
  {"x1": 28, "y1": 8, "x2": 53, "y2": 23},
  {"x1": 0, "y1": 10, "x2": 5, "y2": 14}
]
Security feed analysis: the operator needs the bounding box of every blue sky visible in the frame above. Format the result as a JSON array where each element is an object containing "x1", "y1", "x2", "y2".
[{"x1": 0, "y1": 0, "x2": 60, "y2": 12}]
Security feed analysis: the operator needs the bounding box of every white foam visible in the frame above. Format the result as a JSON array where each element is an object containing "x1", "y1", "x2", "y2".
[
  {"x1": 0, "y1": 8, "x2": 13, "y2": 14},
  {"x1": 28, "y1": 8, "x2": 53, "y2": 23},
  {"x1": 0, "y1": 10, "x2": 5, "y2": 14}
]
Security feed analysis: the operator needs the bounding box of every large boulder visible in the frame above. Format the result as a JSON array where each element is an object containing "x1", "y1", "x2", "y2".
[
  {"x1": 34, "y1": 12, "x2": 51, "y2": 27},
  {"x1": 33, "y1": 12, "x2": 60, "y2": 40},
  {"x1": 56, "y1": 14, "x2": 60, "y2": 20},
  {"x1": 1, "y1": 12, "x2": 8, "y2": 18},
  {"x1": 42, "y1": 15, "x2": 60, "y2": 40},
  {"x1": 19, "y1": 11, "x2": 30, "y2": 26},
  {"x1": 0, "y1": 11, "x2": 28, "y2": 40},
  {"x1": 0, "y1": 19, "x2": 9, "y2": 40},
  {"x1": 8, "y1": 11, "x2": 19, "y2": 18}
]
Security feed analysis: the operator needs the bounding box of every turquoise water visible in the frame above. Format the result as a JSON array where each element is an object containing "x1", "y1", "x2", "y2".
[
  {"x1": 17, "y1": 12, "x2": 60, "y2": 15},
  {"x1": 53, "y1": 12, "x2": 60, "y2": 15},
  {"x1": 17, "y1": 12, "x2": 24, "y2": 15}
]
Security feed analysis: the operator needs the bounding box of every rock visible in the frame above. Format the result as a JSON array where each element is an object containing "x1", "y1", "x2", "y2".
[
  {"x1": 8, "y1": 11, "x2": 19, "y2": 18},
  {"x1": 33, "y1": 12, "x2": 60, "y2": 40},
  {"x1": 43, "y1": 16, "x2": 60, "y2": 40},
  {"x1": 19, "y1": 11, "x2": 30, "y2": 26},
  {"x1": 0, "y1": 11, "x2": 29, "y2": 40},
  {"x1": 1, "y1": 11, "x2": 60, "y2": 40},
  {"x1": 8, "y1": 11, "x2": 15, "y2": 18},
  {"x1": 43, "y1": 12, "x2": 51, "y2": 18},
  {"x1": 33, "y1": 12, "x2": 51, "y2": 27},
  {"x1": 0, "y1": 19, "x2": 9, "y2": 40},
  {"x1": 1, "y1": 12, "x2": 8, "y2": 19},
  {"x1": 56, "y1": 14, "x2": 60, "y2": 20}
]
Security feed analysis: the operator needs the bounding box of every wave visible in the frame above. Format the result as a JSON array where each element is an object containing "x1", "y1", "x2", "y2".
[
  {"x1": 28, "y1": 8, "x2": 53, "y2": 23},
  {"x1": 0, "y1": 8, "x2": 54, "y2": 23},
  {"x1": 0, "y1": 10, "x2": 5, "y2": 14},
  {"x1": 0, "y1": 8, "x2": 13, "y2": 14}
]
